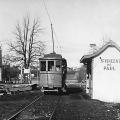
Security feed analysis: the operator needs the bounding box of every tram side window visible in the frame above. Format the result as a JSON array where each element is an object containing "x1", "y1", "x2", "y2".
[
  {"x1": 48, "y1": 61, "x2": 54, "y2": 71},
  {"x1": 41, "y1": 61, "x2": 46, "y2": 71},
  {"x1": 56, "y1": 60, "x2": 61, "y2": 71}
]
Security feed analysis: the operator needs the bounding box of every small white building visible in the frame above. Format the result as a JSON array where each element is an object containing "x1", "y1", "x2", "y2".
[{"x1": 80, "y1": 40, "x2": 120, "y2": 102}]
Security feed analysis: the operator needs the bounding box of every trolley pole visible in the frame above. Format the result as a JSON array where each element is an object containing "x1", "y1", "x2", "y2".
[{"x1": 51, "y1": 24, "x2": 55, "y2": 53}]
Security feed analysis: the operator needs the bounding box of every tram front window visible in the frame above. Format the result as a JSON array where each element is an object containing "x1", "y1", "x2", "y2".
[
  {"x1": 48, "y1": 61, "x2": 54, "y2": 71},
  {"x1": 56, "y1": 60, "x2": 61, "y2": 71},
  {"x1": 40, "y1": 61, "x2": 46, "y2": 71}
]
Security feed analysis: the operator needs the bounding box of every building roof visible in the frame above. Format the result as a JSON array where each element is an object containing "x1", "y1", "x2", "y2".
[{"x1": 80, "y1": 40, "x2": 120, "y2": 63}]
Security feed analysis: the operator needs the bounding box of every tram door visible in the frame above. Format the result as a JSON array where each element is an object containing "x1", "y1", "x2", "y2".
[
  {"x1": 48, "y1": 60, "x2": 55, "y2": 88},
  {"x1": 40, "y1": 61, "x2": 47, "y2": 87}
]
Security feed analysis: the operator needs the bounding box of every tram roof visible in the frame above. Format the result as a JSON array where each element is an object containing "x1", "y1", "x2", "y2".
[
  {"x1": 39, "y1": 52, "x2": 62, "y2": 60},
  {"x1": 80, "y1": 40, "x2": 120, "y2": 63}
]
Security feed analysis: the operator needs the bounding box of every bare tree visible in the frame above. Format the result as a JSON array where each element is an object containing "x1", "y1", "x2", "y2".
[{"x1": 8, "y1": 16, "x2": 46, "y2": 68}]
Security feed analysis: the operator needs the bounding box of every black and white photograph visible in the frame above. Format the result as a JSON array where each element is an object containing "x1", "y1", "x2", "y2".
[{"x1": 1, "y1": 0, "x2": 120, "y2": 119}]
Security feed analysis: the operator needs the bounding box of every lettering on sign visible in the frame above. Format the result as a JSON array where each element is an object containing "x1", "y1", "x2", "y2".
[
  {"x1": 103, "y1": 66, "x2": 115, "y2": 70},
  {"x1": 99, "y1": 57, "x2": 120, "y2": 71}
]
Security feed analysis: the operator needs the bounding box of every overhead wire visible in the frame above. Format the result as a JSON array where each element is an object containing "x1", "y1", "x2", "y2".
[
  {"x1": 42, "y1": 0, "x2": 63, "y2": 54},
  {"x1": 53, "y1": 27, "x2": 62, "y2": 54},
  {"x1": 42, "y1": 0, "x2": 52, "y2": 24}
]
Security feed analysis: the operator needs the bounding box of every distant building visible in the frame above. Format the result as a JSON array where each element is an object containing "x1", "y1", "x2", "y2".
[
  {"x1": 66, "y1": 67, "x2": 84, "y2": 88},
  {"x1": 80, "y1": 40, "x2": 120, "y2": 102}
]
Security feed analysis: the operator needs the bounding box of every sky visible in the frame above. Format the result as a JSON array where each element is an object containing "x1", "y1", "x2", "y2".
[{"x1": 1, "y1": 0, "x2": 120, "y2": 67}]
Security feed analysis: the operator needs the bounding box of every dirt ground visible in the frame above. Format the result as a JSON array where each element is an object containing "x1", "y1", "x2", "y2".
[
  {"x1": 53, "y1": 92, "x2": 120, "y2": 120},
  {"x1": 1, "y1": 89, "x2": 120, "y2": 120}
]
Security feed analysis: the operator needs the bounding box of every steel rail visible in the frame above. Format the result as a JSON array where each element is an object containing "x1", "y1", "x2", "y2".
[
  {"x1": 7, "y1": 94, "x2": 44, "y2": 120},
  {"x1": 49, "y1": 96, "x2": 61, "y2": 120}
]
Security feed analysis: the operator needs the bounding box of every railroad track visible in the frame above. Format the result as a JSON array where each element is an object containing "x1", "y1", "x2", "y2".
[
  {"x1": 49, "y1": 95, "x2": 61, "y2": 120},
  {"x1": 6, "y1": 94, "x2": 61, "y2": 120},
  {"x1": 6, "y1": 94, "x2": 44, "y2": 120}
]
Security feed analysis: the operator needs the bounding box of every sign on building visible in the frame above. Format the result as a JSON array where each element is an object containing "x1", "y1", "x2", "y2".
[{"x1": 80, "y1": 40, "x2": 120, "y2": 102}]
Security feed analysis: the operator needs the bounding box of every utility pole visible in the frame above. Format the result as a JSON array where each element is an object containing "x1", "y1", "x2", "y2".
[{"x1": 20, "y1": 64, "x2": 23, "y2": 83}]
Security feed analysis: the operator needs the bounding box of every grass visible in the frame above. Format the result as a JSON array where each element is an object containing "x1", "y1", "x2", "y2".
[{"x1": 0, "y1": 90, "x2": 42, "y2": 120}]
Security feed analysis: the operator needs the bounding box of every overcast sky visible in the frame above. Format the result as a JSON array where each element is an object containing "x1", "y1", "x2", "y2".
[{"x1": 1, "y1": 0, "x2": 120, "y2": 67}]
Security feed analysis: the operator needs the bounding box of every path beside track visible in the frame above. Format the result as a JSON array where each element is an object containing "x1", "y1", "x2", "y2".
[{"x1": 52, "y1": 93, "x2": 120, "y2": 120}]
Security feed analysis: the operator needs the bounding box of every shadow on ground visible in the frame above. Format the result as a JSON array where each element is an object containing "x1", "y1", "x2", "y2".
[
  {"x1": 66, "y1": 87, "x2": 91, "y2": 99},
  {"x1": 43, "y1": 87, "x2": 91, "y2": 99}
]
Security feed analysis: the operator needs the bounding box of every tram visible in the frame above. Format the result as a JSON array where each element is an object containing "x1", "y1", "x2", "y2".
[{"x1": 39, "y1": 52, "x2": 67, "y2": 93}]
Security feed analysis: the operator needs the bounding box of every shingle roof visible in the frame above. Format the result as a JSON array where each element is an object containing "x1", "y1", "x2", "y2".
[{"x1": 80, "y1": 40, "x2": 120, "y2": 63}]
